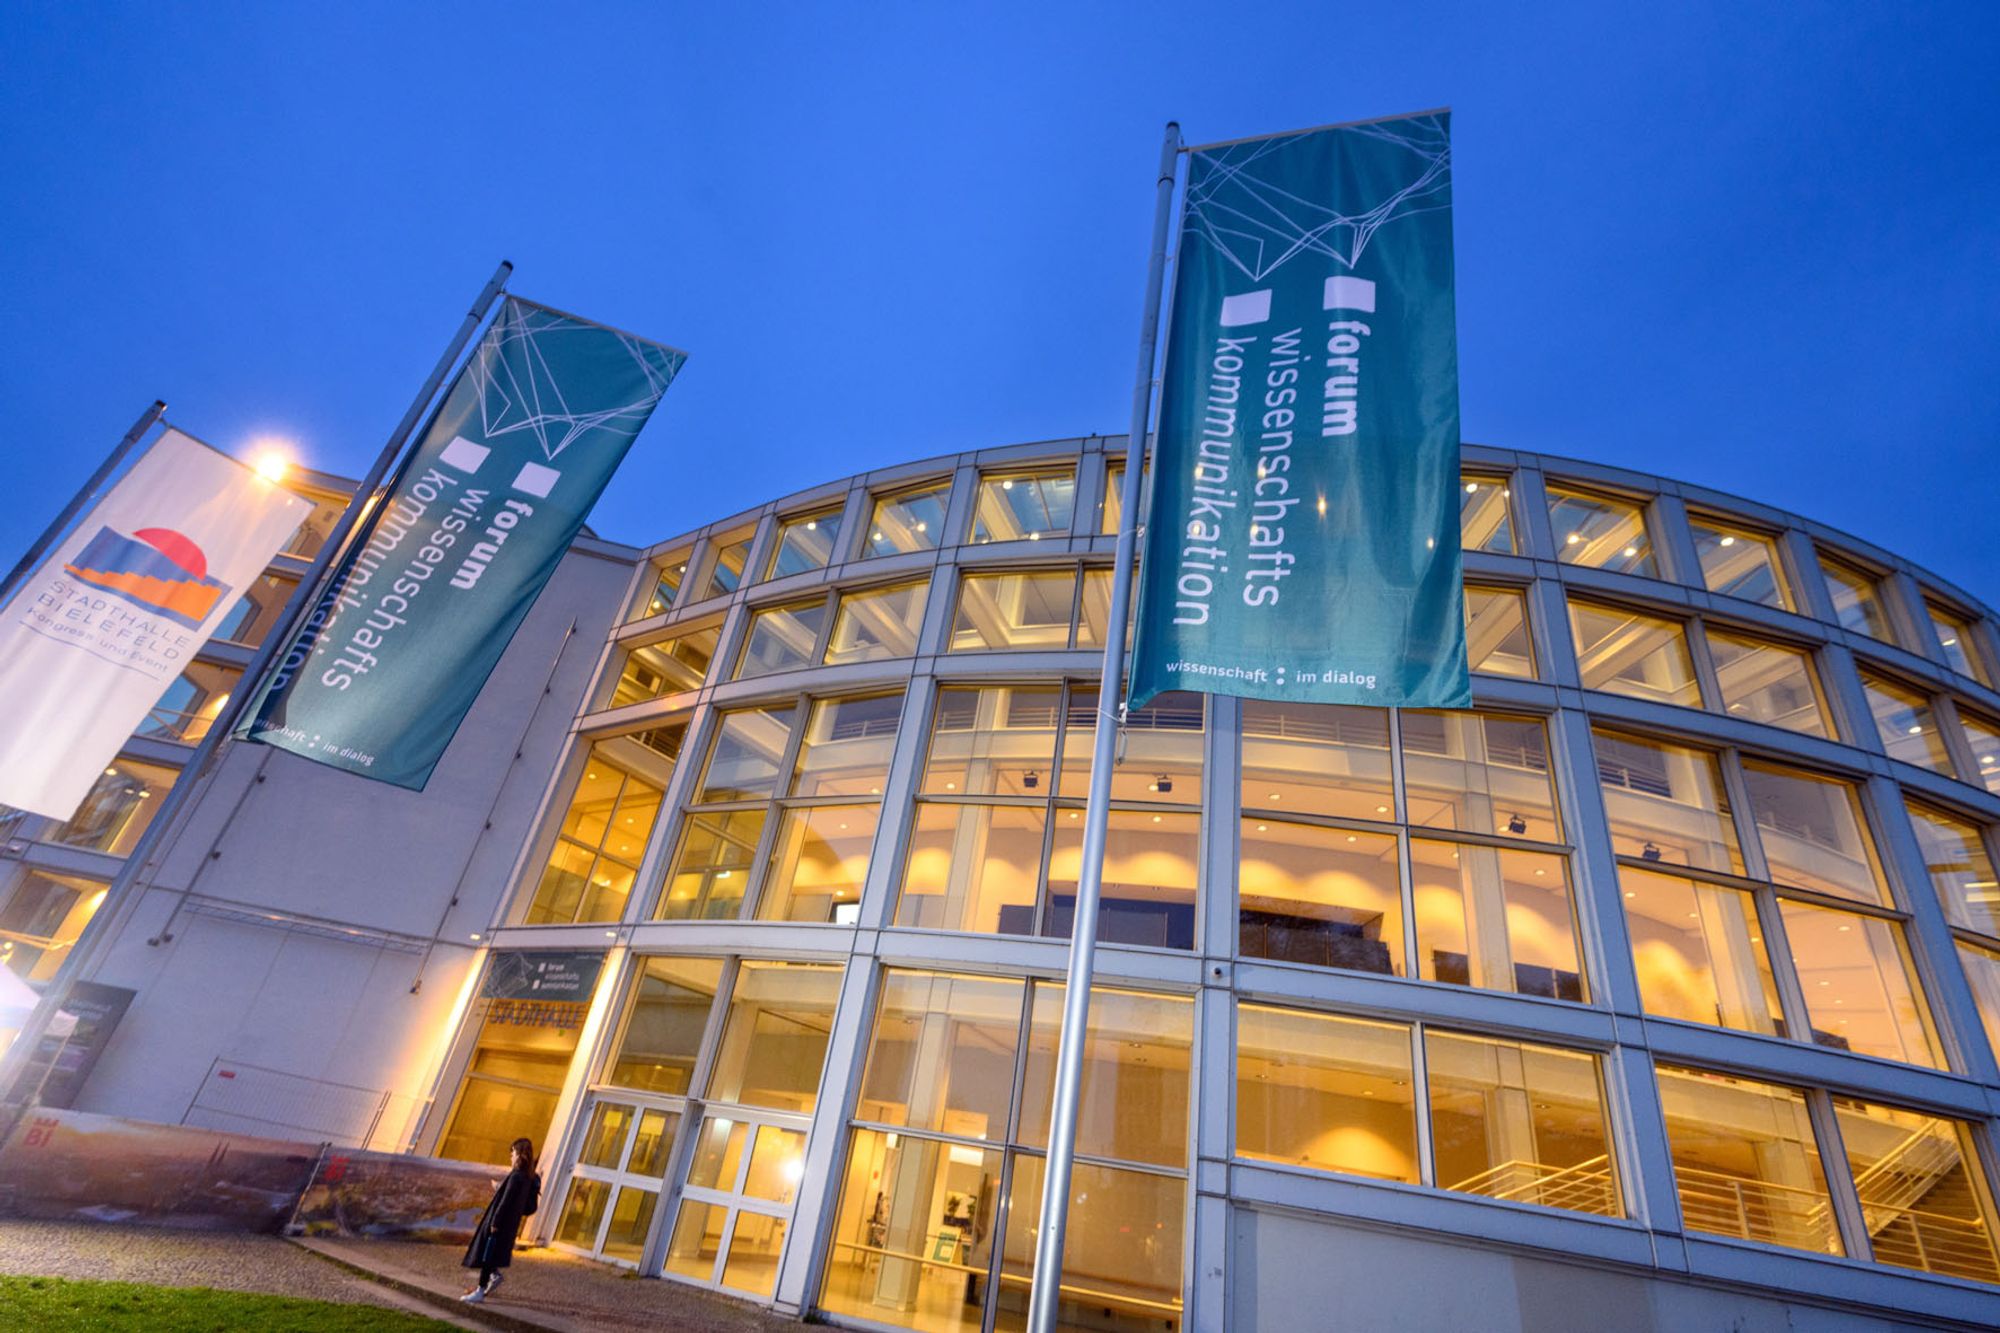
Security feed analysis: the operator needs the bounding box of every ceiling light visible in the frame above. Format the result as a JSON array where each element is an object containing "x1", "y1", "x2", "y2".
[
  {"x1": 1566, "y1": 533, "x2": 1582, "y2": 545},
  {"x1": 1718, "y1": 535, "x2": 1735, "y2": 547},
  {"x1": 1465, "y1": 482, "x2": 1479, "y2": 494}
]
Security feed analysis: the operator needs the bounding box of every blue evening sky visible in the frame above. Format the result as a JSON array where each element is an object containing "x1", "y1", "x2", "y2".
[{"x1": 1, "y1": 3, "x2": 1995, "y2": 601}]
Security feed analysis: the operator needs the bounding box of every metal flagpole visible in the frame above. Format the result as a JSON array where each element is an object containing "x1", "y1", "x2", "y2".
[
  {"x1": 1027, "y1": 122, "x2": 1181, "y2": 1333},
  {"x1": 0, "y1": 401, "x2": 166, "y2": 607},
  {"x1": 0, "y1": 261, "x2": 513, "y2": 1105}
]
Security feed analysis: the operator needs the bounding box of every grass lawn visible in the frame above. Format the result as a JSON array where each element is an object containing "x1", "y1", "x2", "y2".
[{"x1": 0, "y1": 1274, "x2": 459, "y2": 1330}]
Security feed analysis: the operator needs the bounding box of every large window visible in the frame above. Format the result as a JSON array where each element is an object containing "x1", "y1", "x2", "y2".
[
  {"x1": 866, "y1": 482, "x2": 950, "y2": 558},
  {"x1": 1658, "y1": 1063, "x2": 2000, "y2": 1284},
  {"x1": 1237, "y1": 1001, "x2": 1620, "y2": 1218},
  {"x1": 948, "y1": 566, "x2": 1110, "y2": 653},
  {"x1": 0, "y1": 869, "x2": 107, "y2": 984},
  {"x1": 733, "y1": 580, "x2": 930, "y2": 679},
  {"x1": 1601, "y1": 730, "x2": 1941, "y2": 1067},
  {"x1": 524, "y1": 736, "x2": 673, "y2": 925},
  {"x1": 1568, "y1": 599, "x2": 1700, "y2": 707},
  {"x1": 657, "y1": 696, "x2": 897, "y2": 924},
  {"x1": 610, "y1": 626, "x2": 718, "y2": 707},
  {"x1": 1907, "y1": 801, "x2": 2000, "y2": 1058},
  {"x1": 1927, "y1": 600, "x2": 1995, "y2": 688},
  {"x1": 1465, "y1": 584, "x2": 1534, "y2": 678},
  {"x1": 768, "y1": 506, "x2": 844, "y2": 580},
  {"x1": 213, "y1": 572, "x2": 299, "y2": 648},
  {"x1": 1961, "y1": 710, "x2": 2000, "y2": 796},
  {"x1": 1241, "y1": 705, "x2": 1582, "y2": 1001},
  {"x1": 896, "y1": 685, "x2": 1202, "y2": 950},
  {"x1": 436, "y1": 961, "x2": 595, "y2": 1166},
  {"x1": 640, "y1": 549, "x2": 692, "y2": 619},
  {"x1": 140, "y1": 661, "x2": 242, "y2": 744},
  {"x1": 1460, "y1": 473, "x2": 1514, "y2": 553},
  {"x1": 1547, "y1": 485, "x2": 1655, "y2": 576},
  {"x1": 1688, "y1": 516, "x2": 1791, "y2": 609},
  {"x1": 1860, "y1": 670, "x2": 1955, "y2": 775},
  {"x1": 1707, "y1": 631, "x2": 1832, "y2": 738},
  {"x1": 1819, "y1": 552, "x2": 1893, "y2": 641},
  {"x1": 42, "y1": 757, "x2": 176, "y2": 857},
  {"x1": 823, "y1": 969, "x2": 1192, "y2": 1333},
  {"x1": 968, "y1": 468, "x2": 1076, "y2": 544},
  {"x1": 695, "y1": 531, "x2": 753, "y2": 602},
  {"x1": 605, "y1": 957, "x2": 726, "y2": 1094}
]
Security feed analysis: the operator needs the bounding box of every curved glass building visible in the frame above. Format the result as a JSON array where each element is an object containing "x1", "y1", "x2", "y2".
[{"x1": 423, "y1": 436, "x2": 2000, "y2": 1330}]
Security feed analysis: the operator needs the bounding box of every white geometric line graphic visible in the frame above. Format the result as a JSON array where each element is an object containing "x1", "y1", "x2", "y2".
[
  {"x1": 1186, "y1": 113, "x2": 1450, "y2": 283},
  {"x1": 468, "y1": 301, "x2": 683, "y2": 465}
]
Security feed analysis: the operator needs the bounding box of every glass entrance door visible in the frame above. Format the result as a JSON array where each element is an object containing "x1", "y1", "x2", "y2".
[
  {"x1": 551, "y1": 1094, "x2": 682, "y2": 1265},
  {"x1": 661, "y1": 1108, "x2": 810, "y2": 1299}
]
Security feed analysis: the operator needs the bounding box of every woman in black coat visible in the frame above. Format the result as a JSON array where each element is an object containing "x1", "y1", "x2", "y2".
[{"x1": 462, "y1": 1137, "x2": 541, "y2": 1303}]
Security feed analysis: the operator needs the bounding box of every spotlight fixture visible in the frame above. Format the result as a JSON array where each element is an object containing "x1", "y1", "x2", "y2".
[
  {"x1": 1506, "y1": 813, "x2": 1527, "y2": 835},
  {"x1": 1641, "y1": 842, "x2": 1662, "y2": 862},
  {"x1": 1022, "y1": 771, "x2": 1039, "y2": 790},
  {"x1": 1151, "y1": 774, "x2": 1173, "y2": 795}
]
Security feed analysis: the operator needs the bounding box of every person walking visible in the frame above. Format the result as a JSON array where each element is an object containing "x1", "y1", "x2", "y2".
[{"x1": 462, "y1": 1137, "x2": 541, "y2": 1303}]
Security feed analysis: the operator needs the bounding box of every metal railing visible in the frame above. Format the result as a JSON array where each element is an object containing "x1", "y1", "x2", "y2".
[
  {"x1": 182, "y1": 1058, "x2": 427, "y2": 1151},
  {"x1": 1446, "y1": 1155, "x2": 1618, "y2": 1216}
]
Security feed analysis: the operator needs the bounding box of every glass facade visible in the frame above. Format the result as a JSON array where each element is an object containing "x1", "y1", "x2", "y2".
[{"x1": 444, "y1": 442, "x2": 2000, "y2": 1326}]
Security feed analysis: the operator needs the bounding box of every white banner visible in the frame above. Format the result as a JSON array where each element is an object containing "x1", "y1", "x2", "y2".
[{"x1": 0, "y1": 429, "x2": 311, "y2": 820}]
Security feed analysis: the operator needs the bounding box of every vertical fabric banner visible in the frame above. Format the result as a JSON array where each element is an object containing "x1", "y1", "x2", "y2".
[
  {"x1": 0, "y1": 430, "x2": 310, "y2": 819},
  {"x1": 1129, "y1": 111, "x2": 1470, "y2": 710},
  {"x1": 240, "y1": 297, "x2": 685, "y2": 789}
]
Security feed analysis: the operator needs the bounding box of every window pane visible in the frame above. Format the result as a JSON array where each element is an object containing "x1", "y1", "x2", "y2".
[
  {"x1": 1689, "y1": 519, "x2": 1790, "y2": 609},
  {"x1": 659, "y1": 810, "x2": 766, "y2": 920},
  {"x1": 612, "y1": 628, "x2": 717, "y2": 705},
  {"x1": 526, "y1": 746, "x2": 665, "y2": 924},
  {"x1": 1235, "y1": 1003, "x2": 1416, "y2": 1182},
  {"x1": 856, "y1": 970, "x2": 1025, "y2": 1138},
  {"x1": 756, "y1": 804, "x2": 878, "y2": 923},
  {"x1": 1832, "y1": 1099, "x2": 2000, "y2": 1284},
  {"x1": 1411, "y1": 841, "x2": 1584, "y2": 1001},
  {"x1": 821, "y1": 1129, "x2": 1001, "y2": 1333},
  {"x1": 971, "y1": 470, "x2": 1075, "y2": 543},
  {"x1": 923, "y1": 686, "x2": 1060, "y2": 797},
  {"x1": 998, "y1": 1154, "x2": 1183, "y2": 1333},
  {"x1": 1100, "y1": 460, "x2": 1135, "y2": 535},
  {"x1": 630, "y1": 1108, "x2": 679, "y2": 1177},
  {"x1": 556, "y1": 1177, "x2": 610, "y2": 1248},
  {"x1": 45, "y1": 758, "x2": 175, "y2": 856},
  {"x1": 768, "y1": 508, "x2": 843, "y2": 579},
  {"x1": 827, "y1": 580, "x2": 927, "y2": 664},
  {"x1": 1928, "y1": 602, "x2": 1994, "y2": 687},
  {"x1": 600, "y1": 1185, "x2": 658, "y2": 1263},
  {"x1": 1707, "y1": 632, "x2": 1829, "y2": 737},
  {"x1": 735, "y1": 600, "x2": 828, "y2": 679},
  {"x1": 1045, "y1": 810, "x2": 1199, "y2": 950},
  {"x1": 1962, "y1": 712, "x2": 2000, "y2": 796},
  {"x1": 1860, "y1": 673, "x2": 1954, "y2": 774},
  {"x1": 1655, "y1": 1065, "x2": 1840, "y2": 1255},
  {"x1": 687, "y1": 1115, "x2": 750, "y2": 1190},
  {"x1": 1018, "y1": 984, "x2": 1193, "y2": 1169},
  {"x1": 950, "y1": 569, "x2": 1078, "y2": 651},
  {"x1": 664, "y1": 1198, "x2": 725, "y2": 1282},
  {"x1": 578, "y1": 1101, "x2": 634, "y2": 1168},
  {"x1": 1959, "y1": 942, "x2": 2000, "y2": 1060},
  {"x1": 867, "y1": 483, "x2": 949, "y2": 557},
  {"x1": 1621, "y1": 868, "x2": 1782, "y2": 1036},
  {"x1": 1569, "y1": 600, "x2": 1700, "y2": 706},
  {"x1": 1593, "y1": 731, "x2": 1744, "y2": 874},
  {"x1": 213, "y1": 572, "x2": 299, "y2": 648},
  {"x1": 1906, "y1": 801, "x2": 2000, "y2": 936},
  {"x1": 0, "y1": 870, "x2": 106, "y2": 984},
  {"x1": 700, "y1": 536, "x2": 752, "y2": 600},
  {"x1": 278, "y1": 489, "x2": 347, "y2": 560},
  {"x1": 1062, "y1": 689, "x2": 1203, "y2": 805},
  {"x1": 1548, "y1": 486, "x2": 1655, "y2": 575},
  {"x1": 1821, "y1": 555, "x2": 1890, "y2": 639},
  {"x1": 1402, "y1": 711, "x2": 1559, "y2": 843},
  {"x1": 1075, "y1": 568, "x2": 1113, "y2": 649},
  {"x1": 721, "y1": 1212, "x2": 787, "y2": 1297},
  {"x1": 140, "y1": 660, "x2": 242, "y2": 744},
  {"x1": 896, "y1": 802, "x2": 1046, "y2": 935},
  {"x1": 435, "y1": 995, "x2": 582, "y2": 1166},
  {"x1": 1240, "y1": 820, "x2": 1402, "y2": 975},
  {"x1": 697, "y1": 705, "x2": 797, "y2": 802},
  {"x1": 607, "y1": 957, "x2": 723, "y2": 1094},
  {"x1": 791, "y1": 694, "x2": 900, "y2": 797},
  {"x1": 704, "y1": 961, "x2": 844, "y2": 1113},
  {"x1": 643, "y1": 551, "x2": 691, "y2": 618},
  {"x1": 742, "y1": 1125, "x2": 807, "y2": 1203},
  {"x1": 1465, "y1": 585, "x2": 1534, "y2": 677},
  {"x1": 1460, "y1": 474, "x2": 1514, "y2": 553},
  {"x1": 1241, "y1": 701, "x2": 1392, "y2": 822},
  {"x1": 1738, "y1": 762, "x2": 1884, "y2": 905},
  {"x1": 1778, "y1": 902, "x2": 1938, "y2": 1067},
  {"x1": 1426, "y1": 1031, "x2": 1619, "y2": 1217}
]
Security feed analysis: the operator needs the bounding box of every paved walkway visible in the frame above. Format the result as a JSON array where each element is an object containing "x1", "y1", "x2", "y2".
[
  {"x1": 0, "y1": 1219, "x2": 479, "y2": 1328},
  {"x1": 296, "y1": 1235, "x2": 799, "y2": 1332}
]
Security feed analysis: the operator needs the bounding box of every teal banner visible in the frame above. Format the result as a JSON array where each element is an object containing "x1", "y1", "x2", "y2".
[
  {"x1": 242, "y1": 297, "x2": 684, "y2": 788},
  {"x1": 1129, "y1": 111, "x2": 1470, "y2": 711}
]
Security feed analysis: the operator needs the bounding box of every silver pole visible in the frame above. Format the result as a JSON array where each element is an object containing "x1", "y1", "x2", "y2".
[
  {"x1": 1026, "y1": 122, "x2": 1180, "y2": 1333},
  {"x1": 0, "y1": 401, "x2": 166, "y2": 607},
  {"x1": 0, "y1": 261, "x2": 513, "y2": 1104}
]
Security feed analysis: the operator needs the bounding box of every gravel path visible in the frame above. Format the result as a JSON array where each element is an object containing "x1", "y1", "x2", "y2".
[{"x1": 0, "y1": 1220, "x2": 473, "y2": 1327}]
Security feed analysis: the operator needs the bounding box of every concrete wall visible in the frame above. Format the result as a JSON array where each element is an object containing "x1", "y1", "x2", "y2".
[{"x1": 68, "y1": 539, "x2": 634, "y2": 1146}]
